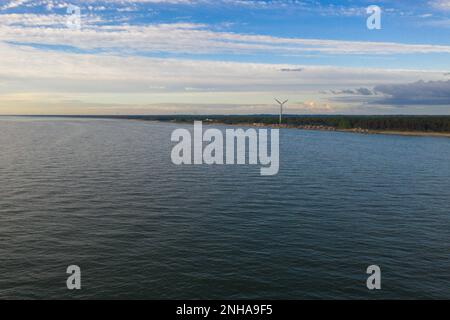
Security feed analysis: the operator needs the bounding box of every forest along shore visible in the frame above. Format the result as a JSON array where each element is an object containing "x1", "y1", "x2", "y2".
[
  {"x1": 199, "y1": 122, "x2": 450, "y2": 138},
  {"x1": 198, "y1": 121, "x2": 450, "y2": 138},
  {"x1": 159, "y1": 115, "x2": 450, "y2": 138}
]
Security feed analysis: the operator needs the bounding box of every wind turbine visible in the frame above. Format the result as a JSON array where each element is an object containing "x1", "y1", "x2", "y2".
[{"x1": 275, "y1": 98, "x2": 288, "y2": 125}]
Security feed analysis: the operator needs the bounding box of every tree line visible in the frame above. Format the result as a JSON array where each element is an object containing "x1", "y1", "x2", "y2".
[{"x1": 126, "y1": 115, "x2": 450, "y2": 132}]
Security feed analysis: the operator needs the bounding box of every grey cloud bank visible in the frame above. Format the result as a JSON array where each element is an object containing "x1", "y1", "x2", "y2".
[
  {"x1": 374, "y1": 80, "x2": 450, "y2": 106},
  {"x1": 329, "y1": 80, "x2": 450, "y2": 107}
]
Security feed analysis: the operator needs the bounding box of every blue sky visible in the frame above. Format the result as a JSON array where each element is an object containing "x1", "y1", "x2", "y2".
[{"x1": 0, "y1": 0, "x2": 450, "y2": 114}]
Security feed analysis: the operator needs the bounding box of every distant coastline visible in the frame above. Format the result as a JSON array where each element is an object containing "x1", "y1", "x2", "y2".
[
  {"x1": 196, "y1": 121, "x2": 450, "y2": 138},
  {"x1": 5, "y1": 115, "x2": 450, "y2": 138},
  {"x1": 136, "y1": 115, "x2": 450, "y2": 138}
]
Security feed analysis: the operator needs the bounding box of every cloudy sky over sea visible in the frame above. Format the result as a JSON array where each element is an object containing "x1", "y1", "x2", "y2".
[{"x1": 1, "y1": 0, "x2": 450, "y2": 115}]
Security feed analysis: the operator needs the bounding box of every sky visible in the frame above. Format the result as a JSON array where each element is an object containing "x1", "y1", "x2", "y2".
[{"x1": 0, "y1": 0, "x2": 450, "y2": 115}]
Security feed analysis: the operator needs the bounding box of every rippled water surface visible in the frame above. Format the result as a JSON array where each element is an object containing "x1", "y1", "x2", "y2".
[{"x1": 1, "y1": 117, "x2": 449, "y2": 299}]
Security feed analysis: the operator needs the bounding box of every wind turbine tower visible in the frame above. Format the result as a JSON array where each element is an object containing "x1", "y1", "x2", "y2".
[{"x1": 275, "y1": 98, "x2": 288, "y2": 125}]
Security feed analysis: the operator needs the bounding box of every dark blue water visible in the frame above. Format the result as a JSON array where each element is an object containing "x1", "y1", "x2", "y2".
[{"x1": 0, "y1": 117, "x2": 449, "y2": 299}]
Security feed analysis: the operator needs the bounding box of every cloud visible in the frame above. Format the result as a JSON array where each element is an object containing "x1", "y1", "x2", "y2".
[
  {"x1": 280, "y1": 68, "x2": 304, "y2": 72},
  {"x1": 0, "y1": 39, "x2": 446, "y2": 114},
  {"x1": 327, "y1": 79, "x2": 450, "y2": 108},
  {"x1": 0, "y1": 41, "x2": 443, "y2": 93},
  {"x1": 296, "y1": 101, "x2": 333, "y2": 113},
  {"x1": 331, "y1": 88, "x2": 376, "y2": 96},
  {"x1": 1, "y1": 0, "x2": 29, "y2": 10},
  {"x1": 430, "y1": 0, "x2": 450, "y2": 11},
  {"x1": 2, "y1": 14, "x2": 450, "y2": 56},
  {"x1": 374, "y1": 80, "x2": 450, "y2": 105}
]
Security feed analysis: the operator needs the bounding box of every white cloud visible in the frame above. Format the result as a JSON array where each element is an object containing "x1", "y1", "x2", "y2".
[
  {"x1": 430, "y1": 0, "x2": 450, "y2": 11},
  {"x1": 1, "y1": 15, "x2": 450, "y2": 55},
  {"x1": 1, "y1": 0, "x2": 30, "y2": 10},
  {"x1": 0, "y1": 40, "x2": 445, "y2": 115},
  {"x1": 0, "y1": 41, "x2": 442, "y2": 90}
]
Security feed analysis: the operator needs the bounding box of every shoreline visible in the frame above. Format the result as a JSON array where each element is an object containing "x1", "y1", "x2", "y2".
[
  {"x1": 367, "y1": 130, "x2": 450, "y2": 138},
  {"x1": 168, "y1": 120, "x2": 450, "y2": 138}
]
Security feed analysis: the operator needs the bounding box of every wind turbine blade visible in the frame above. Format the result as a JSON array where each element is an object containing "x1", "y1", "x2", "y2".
[
  {"x1": 283, "y1": 100, "x2": 289, "y2": 105},
  {"x1": 275, "y1": 98, "x2": 282, "y2": 105}
]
